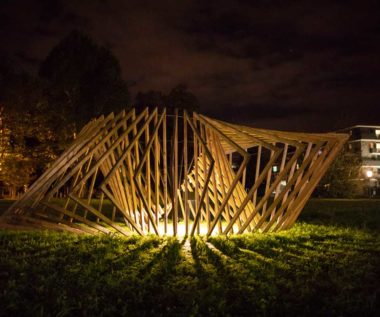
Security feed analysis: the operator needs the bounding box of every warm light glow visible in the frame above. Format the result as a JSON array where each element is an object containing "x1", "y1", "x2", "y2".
[
  {"x1": 366, "y1": 170, "x2": 373, "y2": 178},
  {"x1": 3, "y1": 107, "x2": 347, "y2": 237},
  {"x1": 157, "y1": 222, "x2": 220, "y2": 237}
]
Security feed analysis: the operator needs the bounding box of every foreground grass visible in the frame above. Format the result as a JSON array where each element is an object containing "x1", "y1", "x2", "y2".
[
  {"x1": 0, "y1": 223, "x2": 379, "y2": 316},
  {"x1": 0, "y1": 199, "x2": 379, "y2": 316}
]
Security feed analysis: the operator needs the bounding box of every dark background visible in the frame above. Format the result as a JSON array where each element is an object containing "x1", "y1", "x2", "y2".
[{"x1": 1, "y1": 0, "x2": 379, "y2": 132}]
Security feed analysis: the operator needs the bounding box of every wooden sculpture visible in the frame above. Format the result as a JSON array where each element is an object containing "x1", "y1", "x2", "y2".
[{"x1": 1, "y1": 108, "x2": 348, "y2": 236}]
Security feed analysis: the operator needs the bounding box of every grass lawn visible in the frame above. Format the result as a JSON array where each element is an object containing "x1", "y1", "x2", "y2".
[{"x1": 0, "y1": 199, "x2": 379, "y2": 316}]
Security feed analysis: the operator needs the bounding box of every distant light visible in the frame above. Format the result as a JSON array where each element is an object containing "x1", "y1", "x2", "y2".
[
  {"x1": 272, "y1": 165, "x2": 278, "y2": 172},
  {"x1": 366, "y1": 170, "x2": 373, "y2": 178}
]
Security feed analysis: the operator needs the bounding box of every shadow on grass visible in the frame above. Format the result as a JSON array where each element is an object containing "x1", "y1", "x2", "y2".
[
  {"x1": 190, "y1": 236, "x2": 227, "y2": 316},
  {"x1": 0, "y1": 225, "x2": 379, "y2": 316},
  {"x1": 206, "y1": 228, "x2": 380, "y2": 316}
]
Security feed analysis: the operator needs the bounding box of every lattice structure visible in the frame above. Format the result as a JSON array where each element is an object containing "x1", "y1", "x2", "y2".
[{"x1": 1, "y1": 108, "x2": 348, "y2": 236}]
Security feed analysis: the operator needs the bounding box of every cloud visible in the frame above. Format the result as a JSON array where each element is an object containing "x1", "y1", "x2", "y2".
[
  {"x1": 212, "y1": 102, "x2": 316, "y2": 120},
  {"x1": 0, "y1": 0, "x2": 379, "y2": 131}
]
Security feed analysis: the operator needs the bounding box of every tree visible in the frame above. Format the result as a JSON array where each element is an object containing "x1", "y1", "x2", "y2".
[
  {"x1": 135, "y1": 84, "x2": 200, "y2": 114},
  {"x1": 315, "y1": 149, "x2": 363, "y2": 198},
  {"x1": 0, "y1": 66, "x2": 58, "y2": 197},
  {"x1": 0, "y1": 155, "x2": 34, "y2": 198},
  {"x1": 166, "y1": 84, "x2": 200, "y2": 114},
  {"x1": 0, "y1": 32, "x2": 131, "y2": 193},
  {"x1": 39, "y1": 30, "x2": 130, "y2": 131},
  {"x1": 135, "y1": 90, "x2": 165, "y2": 112}
]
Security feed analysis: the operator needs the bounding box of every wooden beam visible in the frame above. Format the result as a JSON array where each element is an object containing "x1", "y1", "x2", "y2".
[{"x1": 2, "y1": 107, "x2": 348, "y2": 237}]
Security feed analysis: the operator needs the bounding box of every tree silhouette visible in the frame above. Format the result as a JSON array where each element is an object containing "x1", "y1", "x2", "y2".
[
  {"x1": 0, "y1": 62, "x2": 58, "y2": 196},
  {"x1": 39, "y1": 30, "x2": 130, "y2": 130},
  {"x1": 315, "y1": 149, "x2": 363, "y2": 198},
  {"x1": 135, "y1": 84, "x2": 200, "y2": 114},
  {"x1": 135, "y1": 90, "x2": 165, "y2": 112}
]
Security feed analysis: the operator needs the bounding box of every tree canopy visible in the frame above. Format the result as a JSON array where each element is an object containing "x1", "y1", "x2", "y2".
[
  {"x1": 315, "y1": 149, "x2": 363, "y2": 198},
  {"x1": 166, "y1": 84, "x2": 200, "y2": 113},
  {"x1": 0, "y1": 31, "x2": 131, "y2": 192},
  {"x1": 135, "y1": 84, "x2": 199, "y2": 114},
  {"x1": 0, "y1": 63, "x2": 58, "y2": 196},
  {"x1": 39, "y1": 30, "x2": 130, "y2": 130}
]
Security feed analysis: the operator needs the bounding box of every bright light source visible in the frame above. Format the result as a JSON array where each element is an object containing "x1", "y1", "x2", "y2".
[
  {"x1": 366, "y1": 170, "x2": 373, "y2": 178},
  {"x1": 157, "y1": 221, "x2": 219, "y2": 237}
]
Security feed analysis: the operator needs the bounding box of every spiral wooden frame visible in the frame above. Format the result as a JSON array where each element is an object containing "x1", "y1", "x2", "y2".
[{"x1": 1, "y1": 108, "x2": 348, "y2": 236}]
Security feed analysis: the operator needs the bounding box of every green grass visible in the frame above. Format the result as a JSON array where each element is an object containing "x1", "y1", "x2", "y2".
[
  {"x1": 0, "y1": 199, "x2": 379, "y2": 316},
  {"x1": 299, "y1": 198, "x2": 380, "y2": 231}
]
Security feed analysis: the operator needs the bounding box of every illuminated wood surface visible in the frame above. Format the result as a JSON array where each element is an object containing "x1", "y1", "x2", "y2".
[{"x1": 1, "y1": 108, "x2": 348, "y2": 236}]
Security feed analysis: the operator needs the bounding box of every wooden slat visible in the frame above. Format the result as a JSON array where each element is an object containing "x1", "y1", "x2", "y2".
[{"x1": 2, "y1": 107, "x2": 348, "y2": 237}]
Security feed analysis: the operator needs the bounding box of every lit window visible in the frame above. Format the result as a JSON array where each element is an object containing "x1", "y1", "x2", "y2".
[
  {"x1": 376, "y1": 143, "x2": 380, "y2": 150},
  {"x1": 272, "y1": 166, "x2": 278, "y2": 172},
  {"x1": 376, "y1": 129, "x2": 380, "y2": 138}
]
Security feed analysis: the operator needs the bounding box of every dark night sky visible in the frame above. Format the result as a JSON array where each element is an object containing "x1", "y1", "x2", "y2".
[{"x1": 1, "y1": 0, "x2": 380, "y2": 132}]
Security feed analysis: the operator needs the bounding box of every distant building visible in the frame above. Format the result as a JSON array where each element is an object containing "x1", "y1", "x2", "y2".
[{"x1": 339, "y1": 125, "x2": 380, "y2": 194}]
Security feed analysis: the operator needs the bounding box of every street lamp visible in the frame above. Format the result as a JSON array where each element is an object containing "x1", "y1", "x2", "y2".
[
  {"x1": 366, "y1": 170, "x2": 373, "y2": 178},
  {"x1": 366, "y1": 170, "x2": 374, "y2": 197}
]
